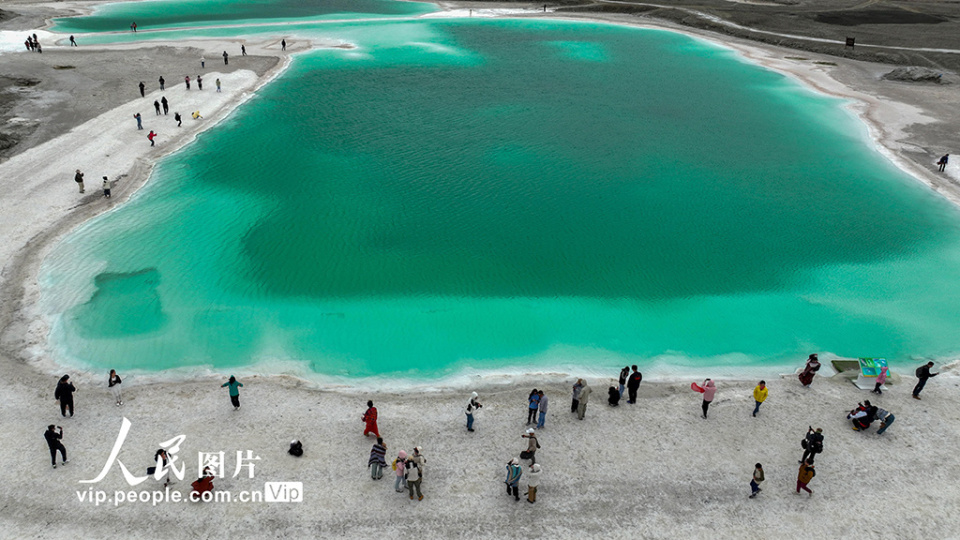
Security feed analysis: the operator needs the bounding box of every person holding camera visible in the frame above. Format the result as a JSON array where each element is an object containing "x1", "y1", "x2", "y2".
[
  {"x1": 44, "y1": 425, "x2": 68, "y2": 469},
  {"x1": 465, "y1": 392, "x2": 482, "y2": 432},
  {"x1": 800, "y1": 427, "x2": 824, "y2": 465},
  {"x1": 520, "y1": 428, "x2": 539, "y2": 464}
]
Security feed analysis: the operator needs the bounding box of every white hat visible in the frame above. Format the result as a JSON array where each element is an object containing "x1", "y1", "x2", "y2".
[
  {"x1": 509, "y1": 457, "x2": 519, "y2": 465},
  {"x1": 526, "y1": 428, "x2": 535, "y2": 434},
  {"x1": 471, "y1": 392, "x2": 478, "y2": 399},
  {"x1": 531, "y1": 464, "x2": 541, "y2": 472}
]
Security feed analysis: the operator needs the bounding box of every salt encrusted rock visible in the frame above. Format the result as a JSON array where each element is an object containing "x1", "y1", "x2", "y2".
[{"x1": 882, "y1": 66, "x2": 945, "y2": 83}]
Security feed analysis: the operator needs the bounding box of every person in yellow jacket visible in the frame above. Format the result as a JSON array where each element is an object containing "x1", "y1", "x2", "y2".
[
  {"x1": 752, "y1": 381, "x2": 768, "y2": 417},
  {"x1": 796, "y1": 461, "x2": 816, "y2": 496}
]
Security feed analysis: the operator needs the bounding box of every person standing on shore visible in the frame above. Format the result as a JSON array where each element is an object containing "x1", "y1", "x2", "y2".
[
  {"x1": 200, "y1": 56, "x2": 205, "y2": 68},
  {"x1": 405, "y1": 458, "x2": 423, "y2": 501},
  {"x1": 102, "y1": 176, "x2": 112, "y2": 198},
  {"x1": 465, "y1": 392, "x2": 482, "y2": 432},
  {"x1": 153, "y1": 100, "x2": 161, "y2": 115},
  {"x1": 749, "y1": 463, "x2": 764, "y2": 498},
  {"x1": 800, "y1": 427, "x2": 823, "y2": 465},
  {"x1": 913, "y1": 361, "x2": 939, "y2": 400},
  {"x1": 520, "y1": 428, "x2": 539, "y2": 464},
  {"x1": 626, "y1": 365, "x2": 642, "y2": 404},
  {"x1": 536, "y1": 390, "x2": 548, "y2": 429},
  {"x1": 108, "y1": 369, "x2": 123, "y2": 406},
  {"x1": 504, "y1": 458, "x2": 522, "y2": 501},
  {"x1": 876, "y1": 408, "x2": 895, "y2": 435},
  {"x1": 161, "y1": 96, "x2": 168, "y2": 115},
  {"x1": 752, "y1": 381, "x2": 768, "y2": 417},
  {"x1": 796, "y1": 461, "x2": 815, "y2": 496},
  {"x1": 74, "y1": 169, "x2": 84, "y2": 193},
  {"x1": 221, "y1": 375, "x2": 243, "y2": 410},
  {"x1": 69, "y1": 35, "x2": 77, "y2": 46},
  {"x1": 222, "y1": 51, "x2": 229, "y2": 65},
  {"x1": 571, "y1": 379, "x2": 583, "y2": 413},
  {"x1": 281, "y1": 39, "x2": 286, "y2": 51},
  {"x1": 937, "y1": 154, "x2": 949, "y2": 172},
  {"x1": 138, "y1": 81, "x2": 145, "y2": 97},
  {"x1": 576, "y1": 381, "x2": 592, "y2": 420},
  {"x1": 526, "y1": 389, "x2": 540, "y2": 425},
  {"x1": 54, "y1": 375, "x2": 76, "y2": 417},
  {"x1": 241, "y1": 44, "x2": 246, "y2": 56},
  {"x1": 147, "y1": 131, "x2": 157, "y2": 147},
  {"x1": 368, "y1": 438, "x2": 387, "y2": 480},
  {"x1": 185, "y1": 75, "x2": 191, "y2": 90},
  {"x1": 197, "y1": 76, "x2": 203, "y2": 90},
  {"x1": 44, "y1": 425, "x2": 68, "y2": 469},
  {"x1": 526, "y1": 463, "x2": 541, "y2": 504},
  {"x1": 362, "y1": 401, "x2": 379, "y2": 437},
  {"x1": 873, "y1": 366, "x2": 888, "y2": 395},
  {"x1": 174, "y1": 112, "x2": 182, "y2": 127},
  {"x1": 392, "y1": 450, "x2": 407, "y2": 492},
  {"x1": 618, "y1": 366, "x2": 629, "y2": 397},
  {"x1": 216, "y1": 78, "x2": 221, "y2": 92},
  {"x1": 700, "y1": 379, "x2": 716, "y2": 419},
  {"x1": 158, "y1": 76, "x2": 165, "y2": 90},
  {"x1": 799, "y1": 354, "x2": 820, "y2": 387},
  {"x1": 134, "y1": 112, "x2": 142, "y2": 130}
]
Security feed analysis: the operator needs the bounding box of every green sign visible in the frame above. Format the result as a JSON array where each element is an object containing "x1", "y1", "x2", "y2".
[{"x1": 858, "y1": 357, "x2": 887, "y2": 377}]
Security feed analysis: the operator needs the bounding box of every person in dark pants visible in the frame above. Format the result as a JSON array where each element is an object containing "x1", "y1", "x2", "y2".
[
  {"x1": 69, "y1": 35, "x2": 77, "y2": 46},
  {"x1": 161, "y1": 96, "x2": 168, "y2": 114},
  {"x1": 504, "y1": 458, "x2": 522, "y2": 502},
  {"x1": 800, "y1": 427, "x2": 823, "y2": 465},
  {"x1": 626, "y1": 365, "x2": 642, "y2": 404},
  {"x1": 221, "y1": 375, "x2": 244, "y2": 410},
  {"x1": 54, "y1": 375, "x2": 76, "y2": 417},
  {"x1": 796, "y1": 461, "x2": 815, "y2": 496},
  {"x1": 147, "y1": 131, "x2": 157, "y2": 146},
  {"x1": 618, "y1": 366, "x2": 629, "y2": 397},
  {"x1": 913, "y1": 361, "x2": 939, "y2": 399},
  {"x1": 159, "y1": 76, "x2": 165, "y2": 90},
  {"x1": 937, "y1": 154, "x2": 949, "y2": 172},
  {"x1": 749, "y1": 463, "x2": 764, "y2": 498},
  {"x1": 74, "y1": 169, "x2": 85, "y2": 193},
  {"x1": 102, "y1": 176, "x2": 112, "y2": 198},
  {"x1": 222, "y1": 51, "x2": 229, "y2": 65},
  {"x1": 44, "y1": 425, "x2": 68, "y2": 468},
  {"x1": 138, "y1": 81, "x2": 145, "y2": 97},
  {"x1": 175, "y1": 112, "x2": 182, "y2": 127},
  {"x1": 526, "y1": 389, "x2": 540, "y2": 425},
  {"x1": 134, "y1": 112, "x2": 142, "y2": 130},
  {"x1": 185, "y1": 75, "x2": 191, "y2": 90},
  {"x1": 197, "y1": 76, "x2": 203, "y2": 90},
  {"x1": 241, "y1": 44, "x2": 246, "y2": 56},
  {"x1": 281, "y1": 39, "x2": 286, "y2": 51},
  {"x1": 154, "y1": 100, "x2": 161, "y2": 115},
  {"x1": 571, "y1": 378, "x2": 583, "y2": 413},
  {"x1": 700, "y1": 379, "x2": 716, "y2": 418}
]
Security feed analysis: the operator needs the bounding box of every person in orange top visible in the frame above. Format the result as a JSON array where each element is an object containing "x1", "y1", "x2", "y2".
[
  {"x1": 362, "y1": 401, "x2": 379, "y2": 437},
  {"x1": 752, "y1": 381, "x2": 768, "y2": 417},
  {"x1": 796, "y1": 461, "x2": 816, "y2": 496}
]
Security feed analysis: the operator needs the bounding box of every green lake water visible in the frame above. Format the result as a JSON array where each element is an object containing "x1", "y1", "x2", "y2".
[{"x1": 39, "y1": 14, "x2": 960, "y2": 380}]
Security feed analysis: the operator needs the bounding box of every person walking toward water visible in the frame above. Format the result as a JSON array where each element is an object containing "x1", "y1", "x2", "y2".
[
  {"x1": 749, "y1": 463, "x2": 764, "y2": 498},
  {"x1": 147, "y1": 131, "x2": 157, "y2": 147},
  {"x1": 200, "y1": 56, "x2": 205, "y2": 68},
  {"x1": 102, "y1": 176, "x2": 112, "y2": 198},
  {"x1": 699, "y1": 379, "x2": 716, "y2": 419},
  {"x1": 44, "y1": 425, "x2": 68, "y2": 469},
  {"x1": 161, "y1": 96, "x2": 168, "y2": 115},
  {"x1": 54, "y1": 375, "x2": 76, "y2": 417},
  {"x1": 526, "y1": 463, "x2": 541, "y2": 503},
  {"x1": 800, "y1": 427, "x2": 823, "y2": 465},
  {"x1": 158, "y1": 76, "x2": 165, "y2": 90},
  {"x1": 69, "y1": 35, "x2": 77, "y2": 46},
  {"x1": 368, "y1": 438, "x2": 387, "y2": 480},
  {"x1": 626, "y1": 365, "x2": 642, "y2": 404},
  {"x1": 138, "y1": 81, "x2": 145, "y2": 97},
  {"x1": 134, "y1": 112, "x2": 142, "y2": 130},
  {"x1": 362, "y1": 401, "x2": 379, "y2": 437},
  {"x1": 576, "y1": 381, "x2": 592, "y2": 420},
  {"x1": 153, "y1": 100, "x2": 161, "y2": 115},
  {"x1": 571, "y1": 379, "x2": 583, "y2": 413},
  {"x1": 752, "y1": 381, "x2": 768, "y2": 417},
  {"x1": 108, "y1": 369, "x2": 123, "y2": 406},
  {"x1": 938, "y1": 154, "x2": 949, "y2": 172},
  {"x1": 221, "y1": 376, "x2": 243, "y2": 410},
  {"x1": 536, "y1": 390, "x2": 548, "y2": 428},
  {"x1": 185, "y1": 75, "x2": 191, "y2": 90},
  {"x1": 799, "y1": 354, "x2": 820, "y2": 387},
  {"x1": 520, "y1": 428, "x2": 539, "y2": 464},
  {"x1": 74, "y1": 169, "x2": 84, "y2": 193},
  {"x1": 465, "y1": 392, "x2": 482, "y2": 432},
  {"x1": 913, "y1": 361, "x2": 939, "y2": 400},
  {"x1": 131, "y1": 22, "x2": 137, "y2": 32},
  {"x1": 216, "y1": 78, "x2": 221, "y2": 92},
  {"x1": 222, "y1": 51, "x2": 229, "y2": 65},
  {"x1": 618, "y1": 366, "x2": 629, "y2": 397},
  {"x1": 873, "y1": 366, "x2": 888, "y2": 395},
  {"x1": 175, "y1": 112, "x2": 182, "y2": 127},
  {"x1": 796, "y1": 461, "x2": 815, "y2": 496},
  {"x1": 504, "y1": 457, "x2": 522, "y2": 501},
  {"x1": 392, "y1": 450, "x2": 407, "y2": 492},
  {"x1": 527, "y1": 389, "x2": 540, "y2": 425},
  {"x1": 197, "y1": 76, "x2": 203, "y2": 90},
  {"x1": 405, "y1": 458, "x2": 423, "y2": 501},
  {"x1": 241, "y1": 44, "x2": 246, "y2": 56}
]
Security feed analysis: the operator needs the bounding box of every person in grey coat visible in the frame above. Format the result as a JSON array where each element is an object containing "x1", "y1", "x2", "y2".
[{"x1": 576, "y1": 382, "x2": 592, "y2": 420}]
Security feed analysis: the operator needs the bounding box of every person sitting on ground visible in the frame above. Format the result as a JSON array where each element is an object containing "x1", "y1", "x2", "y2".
[
  {"x1": 607, "y1": 385, "x2": 620, "y2": 407},
  {"x1": 288, "y1": 439, "x2": 303, "y2": 457},
  {"x1": 191, "y1": 466, "x2": 215, "y2": 499},
  {"x1": 192, "y1": 111, "x2": 202, "y2": 120},
  {"x1": 876, "y1": 408, "x2": 895, "y2": 435},
  {"x1": 847, "y1": 400, "x2": 878, "y2": 431}
]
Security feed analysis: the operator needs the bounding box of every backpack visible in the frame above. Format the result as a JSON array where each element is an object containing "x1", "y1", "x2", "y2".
[
  {"x1": 392, "y1": 459, "x2": 398, "y2": 471},
  {"x1": 916, "y1": 366, "x2": 924, "y2": 377}
]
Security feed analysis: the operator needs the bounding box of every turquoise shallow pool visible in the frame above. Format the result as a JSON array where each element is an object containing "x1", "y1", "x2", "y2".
[{"x1": 39, "y1": 12, "x2": 960, "y2": 380}]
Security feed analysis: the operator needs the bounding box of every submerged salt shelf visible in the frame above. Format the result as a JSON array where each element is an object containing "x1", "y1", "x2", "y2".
[{"x1": 39, "y1": 17, "x2": 960, "y2": 379}]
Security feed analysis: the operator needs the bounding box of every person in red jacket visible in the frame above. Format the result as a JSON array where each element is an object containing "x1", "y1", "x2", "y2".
[
  {"x1": 362, "y1": 401, "x2": 379, "y2": 437},
  {"x1": 148, "y1": 130, "x2": 157, "y2": 146}
]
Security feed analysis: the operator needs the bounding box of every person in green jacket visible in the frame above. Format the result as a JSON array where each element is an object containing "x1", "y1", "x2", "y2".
[
  {"x1": 752, "y1": 381, "x2": 768, "y2": 417},
  {"x1": 222, "y1": 376, "x2": 244, "y2": 410}
]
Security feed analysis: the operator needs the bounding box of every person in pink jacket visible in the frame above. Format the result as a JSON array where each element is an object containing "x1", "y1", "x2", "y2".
[
  {"x1": 872, "y1": 366, "x2": 888, "y2": 395},
  {"x1": 701, "y1": 379, "x2": 716, "y2": 419},
  {"x1": 392, "y1": 450, "x2": 407, "y2": 493}
]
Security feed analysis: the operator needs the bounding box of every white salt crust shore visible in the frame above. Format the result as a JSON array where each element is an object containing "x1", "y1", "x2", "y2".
[{"x1": 0, "y1": 4, "x2": 959, "y2": 538}]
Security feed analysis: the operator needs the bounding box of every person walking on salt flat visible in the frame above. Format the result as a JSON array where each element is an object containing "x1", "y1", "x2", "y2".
[
  {"x1": 74, "y1": 169, "x2": 84, "y2": 193},
  {"x1": 749, "y1": 463, "x2": 764, "y2": 498},
  {"x1": 504, "y1": 457, "x2": 522, "y2": 502},
  {"x1": 913, "y1": 361, "x2": 938, "y2": 400},
  {"x1": 44, "y1": 425, "x2": 68, "y2": 469},
  {"x1": 627, "y1": 365, "x2": 642, "y2": 404},
  {"x1": 368, "y1": 438, "x2": 387, "y2": 480},
  {"x1": 796, "y1": 461, "x2": 815, "y2": 496},
  {"x1": 54, "y1": 375, "x2": 76, "y2": 417},
  {"x1": 362, "y1": 401, "x2": 379, "y2": 437},
  {"x1": 221, "y1": 375, "x2": 243, "y2": 410},
  {"x1": 752, "y1": 381, "x2": 768, "y2": 417}
]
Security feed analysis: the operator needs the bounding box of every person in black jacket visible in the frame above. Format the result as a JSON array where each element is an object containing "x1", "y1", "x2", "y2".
[
  {"x1": 54, "y1": 375, "x2": 76, "y2": 417},
  {"x1": 800, "y1": 427, "x2": 823, "y2": 465},
  {"x1": 607, "y1": 385, "x2": 621, "y2": 407},
  {"x1": 108, "y1": 369, "x2": 123, "y2": 406},
  {"x1": 618, "y1": 366, "x2": 629, "y2": 397},
  {"x1": 44, "y1": 425, "x2": 68, "y2": 468},
  {"x1": 626, "y1": 365, "x2": 642, "y2": 404},
  {"x1": 913, "y1": 361, "x2": 938, "y2": 400}
]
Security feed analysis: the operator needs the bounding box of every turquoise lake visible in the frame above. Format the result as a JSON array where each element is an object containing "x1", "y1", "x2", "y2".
[{"x1": 39, "y1": 10, "x2": 960, "y2": 380}]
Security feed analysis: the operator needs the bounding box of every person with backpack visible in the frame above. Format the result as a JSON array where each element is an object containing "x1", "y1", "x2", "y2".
[
  {"x1": 796, "y1": 461, "x2": 816, "y2": 496},
  {"x1": 749, "y1": 463, "x2": 764, "y2": 499},
  {"x1": 526, "y1": 389, "x2": 540, "y2": 425},
  {"x1": 504, "y1": 458, "x2": 522, "y2": 501},
  {"x1": 465, "y1": 392, "x2": 482, "y2": 432},
  {"x1": 913, "y1": 361, "x2": 938, "y2": 400},
  {"x1": 520, "y1": 428, "x2": 539, "y2": 464},
  {"x1": 44, "y1": 425, "x2": 68, "y2": 469},
  {"x1": 392, "y1": 450, "x2": 407, "y2": 492},
  {"x1": 54, "y1": 375, "x2": 76, "y2": 417},
  {"x1": 368, "y1": 438, "x2": 387, "y2": 480},
  {"x1": 800, "y1": 427, "x2": 823, "y2": 464},
  {"x1": 752, "y1": 381, "x2": 768, "y2": 417},
  {"x1": 362, "y1": 401, "x2": 379, "y2": 437},
  {"x1": 626, "y1": 365, "x2": 642, "y2": 404},
  {"x1": 847, "y1": 400, "x2": 879, "y2": 431},
  {"x1": 405, "y1": 457, "x2": 423, "y2": 501}
]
